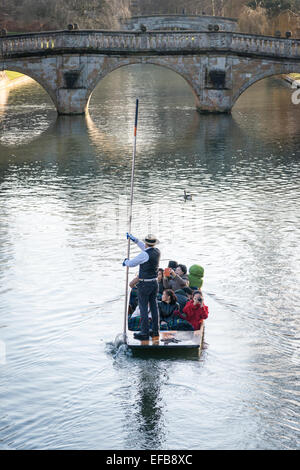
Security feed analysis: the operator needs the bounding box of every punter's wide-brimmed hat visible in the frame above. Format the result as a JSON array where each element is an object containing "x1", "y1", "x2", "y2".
[{"x1": 143, "y1": 234, "x2": 160, "y2": 246}]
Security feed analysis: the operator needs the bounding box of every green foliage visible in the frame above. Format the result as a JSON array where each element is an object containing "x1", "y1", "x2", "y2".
[{"x1": 5, "y1": 71, "x2": 23, "y2": 79}]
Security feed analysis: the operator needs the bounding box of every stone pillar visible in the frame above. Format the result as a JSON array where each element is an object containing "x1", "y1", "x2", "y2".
[
  {"x1": 56, "y1": 88, "x2": 90, "y2": 115},
  {"x1": 197, "y1": 89, "x2": 233, "y2": 114},
  {"x1": 190, "y1": 56, "x2": 234, "y2": 113},
  {"x1": 55, "y1": 56, "x2": 90, "y2": 115}
]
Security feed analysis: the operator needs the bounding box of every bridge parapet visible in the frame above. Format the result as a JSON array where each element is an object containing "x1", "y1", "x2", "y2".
[
  {"x1": 231, "y1": 33, "x2": 300, "y2": 57},
  {"x1": 1, "y1": 31, "x2": 300, "y2": 59}
]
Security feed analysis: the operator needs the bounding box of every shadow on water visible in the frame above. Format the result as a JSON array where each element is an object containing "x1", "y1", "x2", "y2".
[
  {"x1": 110, "y1": 360, "x2": 167, "y2": 450},
  {"x1": 126, "y1": 362, "x2": 167, "y2": 449},
  {"x1": 105, "y1": 341, "x2": 167, "y2": 448},
  {"x1": 106, "y1": 339, "x2": 206, "y2": 449}
]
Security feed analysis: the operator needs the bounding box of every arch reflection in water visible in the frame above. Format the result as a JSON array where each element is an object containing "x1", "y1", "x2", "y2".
[
  {"x1": 12, "y1": 110, "x2": 243, "y2": 180},
  {"x1": 0, "y1": 86, "x2": 8, "y2": 118},
  {"x1": 0, "y1": 77, "x2": 56, "y2": 147}
]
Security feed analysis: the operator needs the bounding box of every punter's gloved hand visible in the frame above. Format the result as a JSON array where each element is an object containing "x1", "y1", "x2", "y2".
[
  {"x1": 122, "y1": 258, "x2": 128, "y2": 267},
  {"x1": 126, "y1": 233, "x2": 137, "y2": 242}
]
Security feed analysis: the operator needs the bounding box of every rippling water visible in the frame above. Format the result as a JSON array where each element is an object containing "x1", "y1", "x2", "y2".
[{"x1": 0, "y1": 66, "x2": 299, "y2": 449}]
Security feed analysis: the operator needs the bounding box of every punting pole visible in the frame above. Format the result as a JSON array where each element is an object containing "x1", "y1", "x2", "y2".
[{"x1": 123, "y1": 99, "x2": 139, "y2": 344}]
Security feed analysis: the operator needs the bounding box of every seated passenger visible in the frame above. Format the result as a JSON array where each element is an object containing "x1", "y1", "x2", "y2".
[
  {"x1": 168, "y1": 260, "x2": 178, "y2": 270},
  {"x1": 128, "y1": 304, "x2": 153, "y2": 331},
  {"x1": 128, "y1": 275, "x2": 139, "y2": 314},
  {"x1": 159, "y1": 289, "x2": 194, "y2": 331},
  {"x1": 129, "y1": 276, "x2": 139, "y2": 289},
  {"x1": 163, "y1": 264, "x2": 189, "y2": 292},
  {"x1": 176, "y1": 264, "x2": 189, "y2": 284},
  {"x1": 157, "y1": 268, "x2": 164, "y2": 297},
  {"x1": 188, "y1": 264, "x2": 204, "y2": 290},
  {"x1": 174, "y1": 286, "x2": 194, "y2": 313},
  {"x1": 159, "y1": 289, "x2": 180, "y2": 325},
  {"x1": 183, "y1": 290, "x2": 209, "y2": 330},
  {"x1": 182, "y1": 286, "x2": 194, "y2": 298}
]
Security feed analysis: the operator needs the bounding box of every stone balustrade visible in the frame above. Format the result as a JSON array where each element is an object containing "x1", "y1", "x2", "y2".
[{"x1": 1, "y1": 31, "x2": 300, "y2": 59}]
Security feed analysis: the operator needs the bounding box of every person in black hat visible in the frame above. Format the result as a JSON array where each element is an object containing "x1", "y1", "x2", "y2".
[
  {"x1": 168, "y1": 260, "x2": 178, "y2": 270},
  {"x1": 123, "y1": 233, "x2": 161, "y2": 340}
]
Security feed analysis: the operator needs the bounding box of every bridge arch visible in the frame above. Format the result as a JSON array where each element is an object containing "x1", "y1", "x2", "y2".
[
  {"x1": 232, "y1": 64, "x2": 300, "y2": 109},
  {"x1": 1, "y1": 65, "x2": 57, "y2": 109},
  {"x1": 86, "y1": 58, "x2": 201, "y2": 112}
]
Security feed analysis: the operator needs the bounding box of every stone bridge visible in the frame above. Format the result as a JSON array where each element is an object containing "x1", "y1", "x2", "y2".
[{"x1": 1, "y1": 30, "x2": 300, "y2": 114}]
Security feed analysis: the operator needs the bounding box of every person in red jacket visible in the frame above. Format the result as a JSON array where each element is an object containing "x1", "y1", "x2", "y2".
[{"x1": 183, "y1": 290, "x2": 208, "y2": 330}]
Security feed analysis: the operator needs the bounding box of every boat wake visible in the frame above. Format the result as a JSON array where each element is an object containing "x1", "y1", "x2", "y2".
[{"x1": 105, "y1": 339, "x2": 131, "y2": 358}]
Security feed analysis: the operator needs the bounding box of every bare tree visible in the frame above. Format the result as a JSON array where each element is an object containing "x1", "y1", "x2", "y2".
[
  {"x1": 101, "y1": 0, "x2": 131, "y2": 29},
  {"x1": 1, "y1": 0, "x2": 131, "y2": 31},
  {"x1": 1, "y1": 0, "x2": 300, "y2": 34}
]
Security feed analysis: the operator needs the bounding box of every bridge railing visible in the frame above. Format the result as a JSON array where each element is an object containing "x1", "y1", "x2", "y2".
[
  {"x1": 231, "y1": 33, "x2": 300, "y2": 57},
  {"x1": 1, "y1": 31, "x2": 300, "y2": 59}
]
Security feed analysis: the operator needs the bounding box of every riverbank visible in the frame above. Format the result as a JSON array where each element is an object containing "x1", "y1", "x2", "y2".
[{"x1": 0, "y1": 71, "x2": 33, "y2": 90}]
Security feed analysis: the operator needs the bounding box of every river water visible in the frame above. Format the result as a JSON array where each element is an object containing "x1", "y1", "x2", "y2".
[{"x1": 0, "y1": 65, "x2": 299, "y2": 450}]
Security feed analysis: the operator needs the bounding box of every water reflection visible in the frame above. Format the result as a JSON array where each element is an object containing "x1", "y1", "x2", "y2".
[
  {"x1": 0, "y1": 78, "x2": 55, "y2": 147},
  {"x1": 235, "y1": 78, "x2": 300, "y2": 144},
  {"x1": 0, "y1": 87, "x2": 9, "y2": 118},
  {"x1": 123, "y1": 361, "x2": 167, "y2": 449},
  {"x1": 0, "y1": 109, "x2": 243, "y2": 169}
]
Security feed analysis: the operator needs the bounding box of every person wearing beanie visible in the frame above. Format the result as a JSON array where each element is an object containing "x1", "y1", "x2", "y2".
[
  {"x1": 168, "y1": 260, "x2": 178, "y2": 270},
  {"x1": 123, "y1": 233, "x2": 161, "y2": 341},
  {"x1": 188, "y1": 264, "x2": 204, "y2": 290},
  {"x1": 182, "y1": 286, "x2": 194, "y2": 297}
]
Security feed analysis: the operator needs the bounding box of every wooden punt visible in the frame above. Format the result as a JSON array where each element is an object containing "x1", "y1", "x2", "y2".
[{"x1": 127, "y1": 323, "x2": 204, "y2": 353}]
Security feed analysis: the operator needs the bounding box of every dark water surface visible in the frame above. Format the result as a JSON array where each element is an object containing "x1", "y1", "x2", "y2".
[{"x1": 0, "y1": 66, "x2": 299, "y2": 449}]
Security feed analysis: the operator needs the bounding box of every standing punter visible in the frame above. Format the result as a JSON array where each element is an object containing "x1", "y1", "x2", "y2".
[{"x1": 123, "y1": 233, "x2": 160, "y2": 340}]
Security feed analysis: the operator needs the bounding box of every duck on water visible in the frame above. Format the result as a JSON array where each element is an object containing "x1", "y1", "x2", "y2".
[{"x1": 183, "y1": 189, "x2": 192, "y2": 200}]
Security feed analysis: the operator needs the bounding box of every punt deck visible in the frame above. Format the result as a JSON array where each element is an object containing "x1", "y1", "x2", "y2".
[{"x1": 127, "y1": 323, "x2": 204, "y2": 353}]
